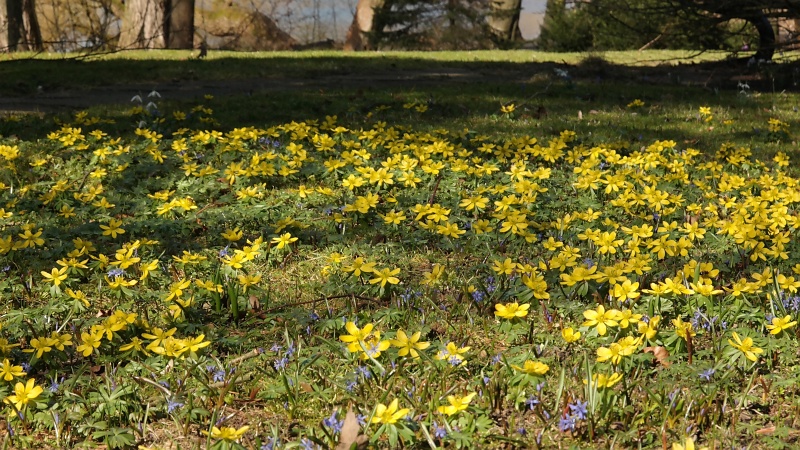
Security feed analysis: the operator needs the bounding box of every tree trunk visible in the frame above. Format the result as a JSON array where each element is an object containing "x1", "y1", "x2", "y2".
[
  {"x1": 21, "y1": 0, "x2": 41, "y2": 50},
  {"x1": 487, "y1": 0, "x2": 522, "y2": 44},
  {"x1": 119, "y1": 0, "x2": 166, "y2": 49},
  {"x1": 748, "y1": 13, "x2": 775, "y2": 61},
  {"x1": 6, "y1": 0, "x2": 22, "y2": 50},
  {"x1": 343, "y1": 0, "x2": 384, "y2": 51},
  {"x1": 165, "y1": 0, "x2": 194, "y2": 49},
  {"x1": 0, "y1": 1, "x2": 8, "y2": 51}
]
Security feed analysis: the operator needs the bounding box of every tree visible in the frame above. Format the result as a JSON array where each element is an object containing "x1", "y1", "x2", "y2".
[
  {"x1": 166, "y1": 0, "x2": 194, "y2": 49},
  {"x1": 118, "y1": 0, "x2": 165, "y2": 49},
  {"x1": 344, "y1": 0, "x2": 385, "y2": 50},
  {"x1": 367, "y1": 0, "x2": 493, "y2": 50},
  {"x1": 1, "y1": 0, "x2": 43, "y2": 51},
  {"x1": 486, "y1": 0, "x2": 522, "y2": 46},
  {"x1": 578, "y1": 0, "x2": 800, "y2": 61},
  {"x1": 119, "y1": 0, "x2": 195, "y2": 50}
]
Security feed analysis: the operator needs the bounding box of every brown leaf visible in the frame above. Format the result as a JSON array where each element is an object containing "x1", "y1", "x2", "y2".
[
  {"x1": 335, "y1": 407, "x2": 368, "y2": 450},
  {"x1": 756, "y1": 426, "x2": 776, "y2": 435},
  {"x1": 644, "y1": 346, "x2": 671, "y2": 368},
  {"x1": 300, "y1": 382, "x2": 313, "y2": 393}
]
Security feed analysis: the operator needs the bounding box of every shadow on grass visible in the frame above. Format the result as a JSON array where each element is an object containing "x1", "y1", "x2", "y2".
[{"x1": 2, "y1": 51, "x2": 799, "y2": 99}]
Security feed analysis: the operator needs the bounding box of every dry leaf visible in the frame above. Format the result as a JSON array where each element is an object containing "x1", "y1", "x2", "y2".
[
  {"x1": 335, "y1": 407, "x2": 368, "y2": 450},
  {"x1": 756, "y1": 426, "x2": 776, "y2": 435},
  {"x1": 644, "y1": 346, "x2": 671, "y2": 368}
]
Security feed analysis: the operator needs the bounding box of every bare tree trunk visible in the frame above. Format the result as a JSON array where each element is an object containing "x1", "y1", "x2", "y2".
[
  {"x1": 7, "y1": 0, "x2": 23, "y2": 50},
  {"x1": 165, "y1": 0, "x2": 193, "y2": 49},
  {"x1": 21, "y1": 0, "x2": 41, "y2": 50},
  {"x1": 487, "y1": 0, "x2": 522, "y2": 44},
  {"x1": 0, "y1": 1, "x2": 8, "y2": 51},
  {"x1": 119, "y1": 0, "x2": 165, "y2": 49},
  {"x1": 343, "y1": 0, "x2": 384, "y2": 51}
]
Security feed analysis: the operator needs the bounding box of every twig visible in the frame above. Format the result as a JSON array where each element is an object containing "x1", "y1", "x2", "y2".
[
  {"x1": 229, "y1": 348, "x2": 263, "y2": 366},
  {"x1": 427, "y1": 173, "x2": 443, "y2": 205}
]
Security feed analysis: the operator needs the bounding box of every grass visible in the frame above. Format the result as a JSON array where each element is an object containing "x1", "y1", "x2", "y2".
[
  {"x1": 0, "y1": 49, "x2": 755, "y2": 96},
  {"x1": 1, "y1": 50, "x2": 800, "y2": 449}
]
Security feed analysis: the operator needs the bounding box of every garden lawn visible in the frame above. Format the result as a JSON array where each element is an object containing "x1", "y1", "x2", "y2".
[{"x1": 1, "y1": 51, "x2": 800, "y2": 449}]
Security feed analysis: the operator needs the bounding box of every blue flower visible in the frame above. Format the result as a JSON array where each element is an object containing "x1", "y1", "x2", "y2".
[
  {"x1": 432, "y1": 421, "x2": 447, "y2": 439},
  {"x1": 300, "y1": 437, "x2": 317, "y2": 450},
  {"x1": 568, "y1": 400, "x2": 588, "y2": 420},
  {"x1": 273, "y1": 357, "x2": 288, "y2": 371},
  {"x1": 559, "y1": 415, "x2": 576, "y2": 432},
  {"x1": 261, "y1": 437, "x2": 280, "y2": 450},
  {"x1": 699, "y1": 368, "x2": 715, "y2": 381},
  {"x1": 212, "y1": 369, "x2": 225, "y2": 383},
  {"x1": 525, "y1": 395, "x2": 540, "y2": 410},
  {"x1": 323, "y1": 410, "x2": 344, "y2": 434},
  {"x1": 167, "y1": 398, "x2": 184, "y2": 413}
]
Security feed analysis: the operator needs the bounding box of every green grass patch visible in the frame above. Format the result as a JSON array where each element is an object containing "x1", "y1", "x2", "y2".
[{"x1": 0, "y1": 52, "x2": 800, "y2": 449}]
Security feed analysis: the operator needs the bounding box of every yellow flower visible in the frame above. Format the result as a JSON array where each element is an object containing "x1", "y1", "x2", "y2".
[
  {"x1": 766, "y1": 315, "x2": 797, "y2": 335},
  {"x1": 358, "y1": 333, "x2": 391, "y2": 360},
  {"x1": 76, "y1": 331, "x2": 102, "y2": 357},
  {"x1": 389, "y1": 330, "x2": 430, "y2": 358},
  {"x1": 672, "y1": 317, "x2": 696, "y2": 340},
  {"x1": 638, "y1": 316, "x2": 660, "y2": 340},
  {"x1": 437, "y1": 392, "x2": 476, "y2": 416},
  {"x1": 421, "y1": 264, "x2": 445, "y2": 286},
  {"x1": 203, "y1": 425, "x2": 250, "y2": 441},
  {"x1": 339, "y1": 322, "x2": 375, "y2": 353},
  {"x1": 142, "y1": 327, "x2": 178, "y2": 351},
  {"x1": 494, "y1": 302, "x2": 530, "y2": 319},
  {"x1": 511, "y1": 359, "x2": 549, "y2": 375},
  {"x1": 0, "y1": 359, "x2": 26, "y2": 381},
  {"x1": 343, "y1": 257, "x2": 376, "y2": 277},
  {"x1": 4, "y1": 378, "x2": 43, "y2": 411},
  {"x1": 372, "y1": 398, "x2": 410, "y2": 424},
  {"x1": 561, "y1": 327, "x2": 581, "y2": 343},
  {"x1": 585, "y1": 372, "x2": 623, "y2": 389},
  {"x1": 612, "y1": 279, "x2": 640, "y2": 301},
  {"x1": 23, "y1": 337, "x2": 54, "y2": 358},
  {"x1": 582, "y1": 305, "x2": 621, "y2": 336},
  {"x1": 436, "y1": 342, "x2": 470, "y2": 366},
  {"x1": 492, "y1": 258, "x2": 517, "y2": 276},
  {"x1": 100, "y1": 218, "x2": 125, "y2": 238},
  {"x1": 369, "y1": 267, "x2": 401, "y2": 288},
  {"x1": 66, "y1": 288, "x2": 90, "y2": 307},
  {"x1": 271, "y1": 232, "x2": 298, "y2": 249},
  {"x1": 501, "y1": 104, "x2": 516, "y2": 114},
  {"x1": 41, "y1": 267, "x2": 68, "y2": 287},
  {"x1": 673, "y1": 436, "x2": 708, "y2": 450},
  {"x1": 728, "y1": 332, "x2": 763, "y2": 362},
  {"x1": 183, "y1": 334, "x2": 211, "y2": 357}
]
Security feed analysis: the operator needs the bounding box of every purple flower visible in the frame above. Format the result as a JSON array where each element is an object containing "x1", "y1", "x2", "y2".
[
  {"x1": 432, "y1": 421, "x2": 447, "y2": 439},
  {"x1": 261, "y1": 437, "x2": 280, "y2": 450},
  {"x1": 167, "y1": 398, "x2": 184, "y2": 413},
  {"x1": 569, "y1": 399, "x2": 588, "y2": 420},
  {"x1": 323, "y1": 410, "x2": 343, "y2": 434}
]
